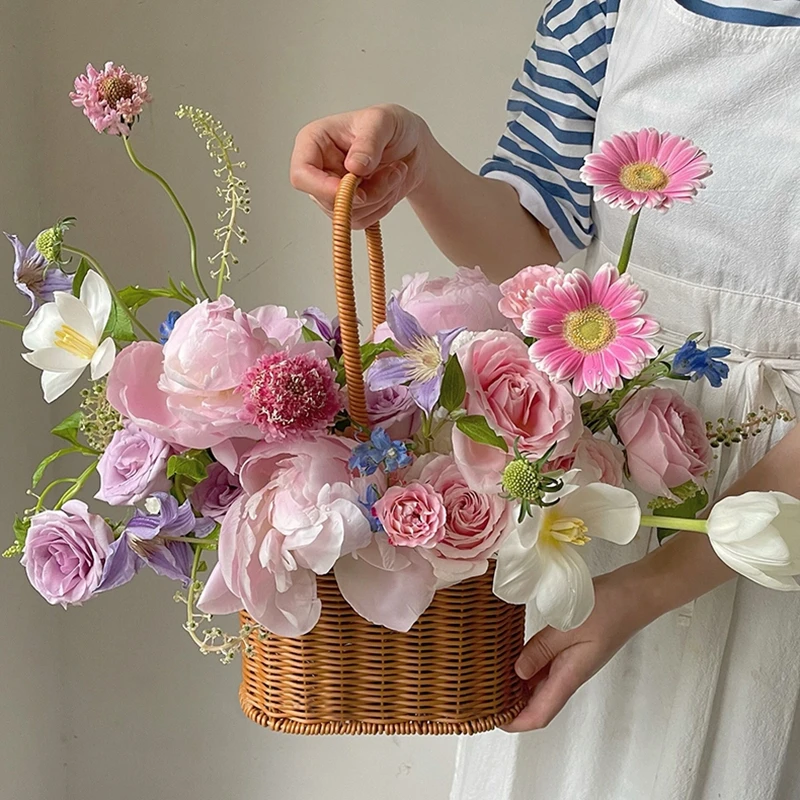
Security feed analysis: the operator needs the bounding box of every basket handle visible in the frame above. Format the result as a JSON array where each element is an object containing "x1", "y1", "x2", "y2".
[{"x1": 332, "y1": 173, "x2": 387, "y2": 428}]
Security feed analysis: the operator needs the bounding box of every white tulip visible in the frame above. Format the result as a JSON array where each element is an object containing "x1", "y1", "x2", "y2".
[
  {"x1": 706, "y1": 492, "x2": 800, "y2": 591},
  {"x1": 494, "y1": 478, "x2": 641, "y2": 631},
  {"x1": 22, "y1": 270, "x2": 116, "y2": 402}
]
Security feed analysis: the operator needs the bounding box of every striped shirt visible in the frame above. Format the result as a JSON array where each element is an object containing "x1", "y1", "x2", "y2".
[{"x1": 482, "y1": 0, "x2": 800, "y2": 260}]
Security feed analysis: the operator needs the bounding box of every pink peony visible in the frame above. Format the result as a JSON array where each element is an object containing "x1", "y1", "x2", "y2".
[
  {"x1": 191, "y1": 463, "x2": 243, "y2": 522},
  {"x1": 373, "y1": 267, "x2": 508, "y2": 340},
  {"x1": 548, "y1": 429, "x2": 626, "y2": 488},
  {"x1": 95, "y1": 421, "x2": 172, "y2": 506},
  {"x1": 198, "y1": 437, "x2": 372, "y2": 637},
  {"x1": 580, "y1": 128, "x2": 712, "y2": 213},
  {"x1": 498, "y1": 265, "x2": 564, "y2": 330},
  {"x1": 616, "y1": 387, "x2": 712, "y2": 498},
  {"x1": 70, "y1": 62, "x2": 152, "y2": 136},
  {"x1": 374, "y1": 483, "x2": 447, "y2": 549},
  {"x1": 453, "y1": 331, "x2": 582, "y2": 492},
  {"x1": 413, "y1": 454, "x2": 512, "y2": 585},
  {"x1": 22, "y1": 501, "x2": 114, "y2": 607}
]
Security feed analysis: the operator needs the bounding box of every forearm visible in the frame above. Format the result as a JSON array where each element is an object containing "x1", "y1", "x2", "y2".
[
  {"x1": 629, "y1": 423, "x2": 800, "y2": 618},
  {"x1": 408, "y1": 127, "x2": 560, "y2": 283}
]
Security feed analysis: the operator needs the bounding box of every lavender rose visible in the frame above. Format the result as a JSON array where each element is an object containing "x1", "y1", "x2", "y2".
[
  {"x1": 22, "y1": 500, "x2": 113, "y2": 607},
  {"x1": 95, "y1": 421, "x2": 172, "y2": 506},
  {"x1": 191, "y1": 463, "x2": 243, "y2": 522}
]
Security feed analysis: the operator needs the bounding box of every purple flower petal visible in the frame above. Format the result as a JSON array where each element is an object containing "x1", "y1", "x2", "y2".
[
  {"x1": 124, "y1": 512, "x2": 162, "y2": 540},
  {"x1": 145, "y1": 541, "x2": 194, "y2": 585},
  {"x1": 366, "y1": 356, "x2": 413, "y2": 391},
  {"x1": 386, "y1": 297, "x2": 426, "y2": 350},
  {"x1": 96, "y1": 535, "x2": 142, "y2": 592},
  {"x1": 193, "y1": 517, "x2": 217, "y2": 538},
  {"x1": 410, "y1": 373, "x2": 442, "y2": 415},
  {"x1": 160, "y1": 498, "x2": 199, "y2": 539},
  {"x1": 438, "y1": 326, "x2": 466, "y2": 361},
  {"x1": 302, "y1": 307, "x2": 334, "y2": 342}
]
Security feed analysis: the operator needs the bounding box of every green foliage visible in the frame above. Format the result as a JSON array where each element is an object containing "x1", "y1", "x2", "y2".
[
  {"x1": 301, "y1": 326, "x2": 323, "y2": 343},
  {"x1": 455, "y1": 415, "x2": 508, "y2": 452},
  {"x1": 4, "y1": 516, "x2": 31, "y2": 558},
  {"x1": 439, "y1": 355, "x2": 466, "y2": 413},
  {"x1": 51, "y1": 411, "x2": 84, "y2": 448},
  {"x1": 72, "y1": 258, "x2": 91, "y2": 296},
  {"x1": 655, "y1": 488, "x2": 710, "y2": 544},
  {"x1": 167, "y1": 450, "x2": 212, "y2": 484},
  {"x1": 103, "y1": 296, "x2": 137, "y2": 343},
  {"x1": 31, "y1": 447, "x2": 80, "y2": 488},
  {"x1": 360, "y1": 340, "x2": 400, "y2": 372}
]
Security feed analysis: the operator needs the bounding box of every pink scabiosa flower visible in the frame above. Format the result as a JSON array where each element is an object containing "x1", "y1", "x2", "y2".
[
  {"x1": 237, "y1": 349, "x2": 343, "y2": 441},
  {"x1": 524, "y1": 263, "x2": 659, "y2": 396},
  {"x1": 580, "y1": 128, "x2": 712, "y2": 213},
  {"x1": 70, "y1": 62, "x2": 152, "y2": 136}
]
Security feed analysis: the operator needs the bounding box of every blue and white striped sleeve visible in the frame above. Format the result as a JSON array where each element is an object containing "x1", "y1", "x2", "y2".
[{"x1": 481, "y1": 0, "x2": 618, "y2": 261}]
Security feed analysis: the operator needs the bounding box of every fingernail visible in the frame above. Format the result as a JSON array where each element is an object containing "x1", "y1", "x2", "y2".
[
  {"x1": 515, "y1": 660, "x2": 531, "y2": 680},
  {"x1": 349, "y1": 152, "x2": 372, "y2": 169}
]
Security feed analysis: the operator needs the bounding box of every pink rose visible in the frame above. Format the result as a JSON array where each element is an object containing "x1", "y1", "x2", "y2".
[
  {"x1": 453, "y1": 331, "x2": 582, "y2": 492},
  {"x1": 413, "y1": 454, "x2": 512, "y2": 584},
  {"x1": 198, "y1": 437, "x2": 372, "y2": 636},
  {"x1": 373, "y1": 267, "x2": 509, "y2": 340},
  {"x1": 616, "y1": 387, "x2": 712, "y2": 498},
  {"x1": 498, "y1": 265, "x2": 564, "y2": 329},
  {"x1": 374, "y1": 483, "x2": 447, "y2": 549},
  {"x1": 366, "y1": 383, "x2": 419, "y2": 440},
  {"x1": 22, "y1": 500, "x2": 113, "y2": 607},
  {"x1": 549, "y1": 429, "x2": 625, "y2": 488},
  {"x1": 191, "y1": 463, "x2": 243, "y2": 522},
  {"x1": 95, "y1": 421, "x2": 172, "y2": 506}
]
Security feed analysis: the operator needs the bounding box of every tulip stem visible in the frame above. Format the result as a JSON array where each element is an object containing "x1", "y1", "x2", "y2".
[
  {"x1": 62, "y1": 246, "x2": 158, "y2": 343},
  {"x1": 0, "y1": 319, "x2": 24, "y2": 331},
  {"x1": 617, "y1": 210, "x2": 641, "y2": 275},
  {"x1": 640, "y1": 515, "x2": 708, "y2": 533},
  {"x1": 122, "y1": 136, "x2": 211, "y2": 301}
]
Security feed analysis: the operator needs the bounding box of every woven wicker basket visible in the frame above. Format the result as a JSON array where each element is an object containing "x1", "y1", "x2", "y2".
[{"x1": 238, "y1": 174, "x2": 529, "y2": 735}]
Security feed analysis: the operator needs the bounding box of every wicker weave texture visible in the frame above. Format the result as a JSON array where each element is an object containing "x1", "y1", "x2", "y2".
[{"x1": 239, "y1": 566, "x2": 529, "y2": 735}]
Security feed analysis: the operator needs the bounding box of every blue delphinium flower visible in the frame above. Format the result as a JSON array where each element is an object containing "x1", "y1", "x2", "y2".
[
  {"x1": 349, "y1": 427, "x2": 413, "y2": 476},
  {"x1": 358, "y1": 484, "x2": 384, "y2": 533},
  {"x1": 672, "y1": 339, "x2": 731, "y2": 388},
  {"x1": 159, "y1": 310, "x2": 182, "y2": 344}
]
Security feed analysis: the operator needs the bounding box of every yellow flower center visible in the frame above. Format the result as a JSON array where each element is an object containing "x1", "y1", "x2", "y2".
[
  {"x1": 562, "y1": 304, "x2": 617, "y2": 353},
  {"x1": 547, "y1": 516, "x2": 591, "y2": 546},
  {"x1": 55, "y1": 325, "x2": 96, "y2": 360},
  {"x1": 99, "y1": 76, "x2": 135, "y2": 108},
  {"x1": 619, "y1": 162, "x2": 669, "y2": 192},
  {"x1": 407, "y1": 337, "x2": 443, "y2": 383}
]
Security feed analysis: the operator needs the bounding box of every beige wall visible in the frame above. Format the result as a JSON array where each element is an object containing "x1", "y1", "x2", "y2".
[{"x1": 1, "y1": 1, "x2": 548, "y2": 798}]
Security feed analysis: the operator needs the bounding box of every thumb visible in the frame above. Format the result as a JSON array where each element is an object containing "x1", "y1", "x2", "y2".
[
  {"x1": 344, "y1": 110, "x2": 399, "y2": 176},
  {"x1": 515, "y1": 626, "x2": 563, "y2": 680}
]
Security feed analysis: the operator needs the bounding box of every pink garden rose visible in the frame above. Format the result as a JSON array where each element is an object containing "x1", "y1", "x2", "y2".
[
  {"x1": 548, "y1": 429, "x2": 626, "y2": 488},
  {"x1": 413, "y1": 454, "x2": 512, "y2": 585},
  {"x1": 191, "y1": 463, "x2": 243, "y2": 522},
  {"x1": 452, "y1": 331, "x2": 582, "y2": 492},
  {"x1": 95, "y1": 421, "x2": 171, "y2": 506},
  {"x1": 22, "y1": 500, "x2": 113, "y2": 607},
  {"x1": 616, "y1": 386, "x2": 712, "y2": 498},
  {"x1": 198, "y1": 437, "x2": 372, "y2": 637},
  {"x1": 374, "y1": 483, "x2": 447, "y2": 549},
  {"x1": 498, "y1": 265, "x2": 564, "y2": 330},
  {"x1": 373, "y1": 267, "x2": 508, "y2": 340}
]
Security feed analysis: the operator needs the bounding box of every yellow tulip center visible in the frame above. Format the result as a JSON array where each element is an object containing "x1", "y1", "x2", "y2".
[
  {"x1": 548, "y1": 516, "x2": 591, "y2": 546},
  {"x1": 55, "y1": 325, "x2": 96, "y2": 360},
  {"x1": 619, "y1": 162, "x2": 669, "y2": 192},
  {"x1": 407, "y1": 337, "x2": 443, "y2": 383},
  {"x1": 562, "y1": 304, "x2": 617, "y2": 353}
]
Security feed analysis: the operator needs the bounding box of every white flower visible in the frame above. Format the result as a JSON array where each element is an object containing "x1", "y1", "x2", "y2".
[
  {"x1": 493, "y1": 475, "x2": 641, "y2": 631},
  {"x1": 22, "y1": 270, "x2": 116, "y2": 402},
  {"x1": 706, "y1": 492, "x2": 800, "y2": 591}
]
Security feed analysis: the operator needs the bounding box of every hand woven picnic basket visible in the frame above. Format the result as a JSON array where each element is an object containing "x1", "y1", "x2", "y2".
[{"x1": 238, "y1": 174, "x2": 529, "y2": 735}]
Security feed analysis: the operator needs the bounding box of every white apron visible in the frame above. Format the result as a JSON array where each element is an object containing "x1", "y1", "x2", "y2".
[{"x1": 452, "y1": 2, "x2": 800, "y2": 798}]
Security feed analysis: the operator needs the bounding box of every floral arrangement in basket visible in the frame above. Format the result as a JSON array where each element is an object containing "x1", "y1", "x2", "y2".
[{"x1": 3, "y1": 65, "x2": 799, "y2": 665}]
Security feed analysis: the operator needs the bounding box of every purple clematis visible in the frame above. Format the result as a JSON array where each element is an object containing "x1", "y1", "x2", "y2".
[
  {"x1": 97, "y1": 493, "x2": 215, "y2": 592},
  {"x1": 366, "y1": 298, "x2": 463, "y2": 415},
  {"x1": 302, "y1": 306, "x2": 343, "y2": 359},
  {"x1": 5, "y1": 232, "x2": 74, "y2": 314}
]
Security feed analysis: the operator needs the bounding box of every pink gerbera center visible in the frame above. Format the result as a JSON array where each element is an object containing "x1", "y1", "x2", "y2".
[
  {"x1": 562, "y1": 304, "x2": 618, "y2": 354},
  {"x1": 618, "y1": 162, "x2": 669, "y2": 193},
  {"x1": 238, "y1": 352, "x2": 342, "y2": 441}
]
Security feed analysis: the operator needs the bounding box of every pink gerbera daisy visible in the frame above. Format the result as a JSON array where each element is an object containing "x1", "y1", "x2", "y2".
[
  {"x1": 70, "y1": 62, "x2": 152, "y2": 136},
  {"x1": 580, "y1": 129, "x2": 712, "y2": 213},
  {"x1": 523, "y1": 264, "x2": 660, "y2": 396}
]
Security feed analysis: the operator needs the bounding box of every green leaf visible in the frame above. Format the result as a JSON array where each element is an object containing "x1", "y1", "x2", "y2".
[
  {"x1": 51, "y1": 411, "x2": 84, "y2": 447},
  {"x1": 118, "y1": 285, "x2": 176, "y2": 312},
  {"x1": 167, "y1": 451, "x2": 211, "y2": 484},
  {"x1": 455, "y1": 415, "x2": 508, "y2": 452},
  {"x1": 32, "y1": 447, "x2": 80, "y2": 488},
  {"x1": 361, "y1": 340, "x2": 400, "y2": 372},
  {"x1": 72, "y1": 259, "x2": 91, "y2": 297},
  {"x1": 301, "y1": 326, "x2": 323, "y2": 343},
  {"x1": 13, "y1": 515, "x2": 30, "y2": 550},
  {"x1": 439, "y1": 355, "x2": 466, "y2": 413},
  {"x1": 655, "y1": 488, "x2": 710, "y2": 544},
  {"x1": 103, "y1": 296, "x2": 136, "y2": 343}
]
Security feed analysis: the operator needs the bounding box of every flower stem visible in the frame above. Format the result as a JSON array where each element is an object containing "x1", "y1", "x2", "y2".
[
  {"x1": 62, "y1": 246, "x2": 158, "y2": 343},
  {"x1": 32, "y1": 478, "x2": 76, "y2": 513},
  {"x1": 617, "y1": 210, "x2": 641, "y2": 275},
  {"x1": 640, "y1": 515, "x2": 708, "y2": 533},
  {"x1": 54, "y1": 460, "x2": 99, "y2": 511},
  {"x1": 122, "y1": 136, "x2": 211, "y2": 300},
  {"x1": 169, "y1": 536, "x2": 217, "y2": 548},
  {"x1": 0, "y1": 319, "x2": 24, "y2": 331}
]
